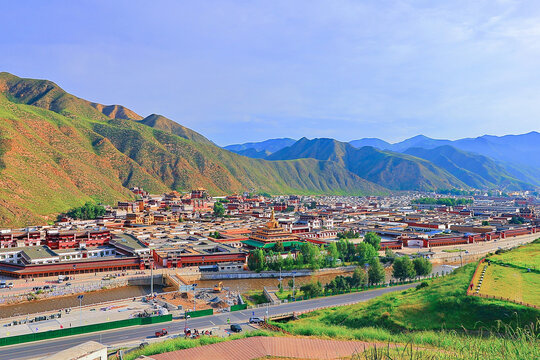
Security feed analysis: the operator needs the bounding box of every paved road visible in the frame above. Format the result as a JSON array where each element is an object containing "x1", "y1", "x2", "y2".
[{"x1": 0, "y1": 284, "x2": 415, "y2": 360}]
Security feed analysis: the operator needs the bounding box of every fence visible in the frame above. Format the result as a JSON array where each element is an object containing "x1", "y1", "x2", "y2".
[
  {"x1": 230, "y1": 303, "x2": 248, "y2": 312},
  {"x1": 186, "y1": 308, "x2": 213, "y2": 318},
  {"x1": 0, "y1": 314, "x2": 172, "y2": 347},
  {"x1": 466, "y1": 257, "x2": 539, "y2": 309},
  {"x1": 469, "y1": 292, "x2": 539, "y2": 309}
]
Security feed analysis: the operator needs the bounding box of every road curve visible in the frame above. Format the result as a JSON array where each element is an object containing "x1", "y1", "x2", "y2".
[{"x1": 0, "y1": 283, "x2": 415, "y2": 360}]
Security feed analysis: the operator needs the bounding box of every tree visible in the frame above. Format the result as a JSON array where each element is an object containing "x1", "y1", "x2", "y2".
[
  {"x1": 284, "y1": 254, "x2": 294, "y2": 270},
  {"x1": 65, "y1": 202, "x2": 106, "y2": 220},
  {"x1": 392, "y1": 256, "x2": 416, "y2": 281},
  {"x1": 274, "y1": 242, "x2": 285, "y2": 253},
  {"x1": 413, "y1": 257, "x2": 432, "y2": 277},
  {"x1": 326, "y1": 242, "x2": 339, "y2": 267},
  {"x1": 509, "y1": 216, "x2": 526, "y2": 224},
  {"x1": 300, "y1": 281, "x2": 323, "y2": 298},
  {"x1": 247, "y1": 249, "x2": 265, "y2": 272},
  {"x1": 357, "y1": 242, "x2": 377, "y2": 265},
  {"x1": 213, "y1": 202, "x2": 225, "y2": 217},
  {"x1": 300, "y1": 243, "x2": 322, "y2": 270},
  {"x1": 363, "y1": 232, "x2": 381, "y2": 251},
  {"x1": 384, "y1": 247, "x2": 396, "y2": 263},
  {"x1": 351, "y1": 267, "x2": 367, "y2": 288},
  {"x1": 368, "y1": 257, "x2": 385, "y2": 284},
  {"x1": 481, "y1": 220, "x2": 490, "y2": 226}
]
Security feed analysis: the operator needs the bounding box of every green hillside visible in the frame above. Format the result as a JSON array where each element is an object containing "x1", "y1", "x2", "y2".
[
  {"x1": 268, "y1": 138, "x2": 467, "y2": 191},
  {"x1": 0, "y1": 72, "x2": 387, "y2": 225}
]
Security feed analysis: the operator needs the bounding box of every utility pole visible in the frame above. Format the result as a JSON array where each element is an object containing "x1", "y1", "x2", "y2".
[
  {"x1": 278, "y1": 267, "x2": 282, "y2": 291},
  {"x1": 150, "y1": 263, "x2": 154, "y2": 295},
  {"x1": 77, "y1": 294, "x2": 84, "y2": 327},
  {"x1": 292, "y1": 271, "x2": 296, "y2": 301},
  {"x1": 192, "y1": 283, "x2": 198, "y2": 311}
]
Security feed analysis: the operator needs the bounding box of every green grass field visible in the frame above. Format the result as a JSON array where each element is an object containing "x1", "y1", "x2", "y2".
[
  {"x1": 490, "y1": 241, "x2": 540, "y2": 270},
  {"x1": 478, "y1": 264, "x2": 540, "y2": 306}
]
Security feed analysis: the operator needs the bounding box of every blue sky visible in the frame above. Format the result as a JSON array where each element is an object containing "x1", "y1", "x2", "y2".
[{"x1": 2, "y1": 0, "x2": 540, "y2": 146}]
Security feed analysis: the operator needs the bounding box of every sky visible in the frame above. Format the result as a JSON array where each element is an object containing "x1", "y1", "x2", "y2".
[{"x1": 2, "y1": 0, "x2": 540, "y2": 146}]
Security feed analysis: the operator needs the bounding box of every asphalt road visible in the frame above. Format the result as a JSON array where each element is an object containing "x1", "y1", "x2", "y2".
[{"x1": 0, "y1": 283, "x2": 415, "y2": 360}]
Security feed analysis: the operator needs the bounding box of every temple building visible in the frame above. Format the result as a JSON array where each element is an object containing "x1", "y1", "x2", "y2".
[{"x1": 242, "y1": 210, "x2": 302, "y2": 249}]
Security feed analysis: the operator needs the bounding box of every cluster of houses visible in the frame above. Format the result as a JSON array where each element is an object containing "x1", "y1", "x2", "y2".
[{"x1": 0, "y1": 188, "x2": 538, "y2": 278}]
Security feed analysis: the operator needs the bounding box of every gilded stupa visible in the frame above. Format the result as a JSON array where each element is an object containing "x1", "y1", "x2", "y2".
[{"x1": 248, "y1": 209, "x2": 297, "y2": 244}]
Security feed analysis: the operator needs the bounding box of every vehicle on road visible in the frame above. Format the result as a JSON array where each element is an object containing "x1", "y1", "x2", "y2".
[
  {"x1": 230, "y1": 324, "x2": 242, "y2": 333},
  {"x1": 7, "y1": 282, "x2": 13, "y2": 288},
  {"x1": 155, "y1": 328, "x2": 168, "y2": 337},
  {"x1": 65, "y1": 282, "x2": 72, "y2": 286},
  {"x1": 249, "y1": 317, "x2": 264, "y2": 324},
  {"x1": 0, "y1": 281, "x2": 6, "y2": 289}
]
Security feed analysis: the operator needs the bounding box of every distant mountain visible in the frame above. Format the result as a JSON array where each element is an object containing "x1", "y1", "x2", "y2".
[
  {"x1": 0, "y1": 72, "x2": 387, "y2": 226},
  {"x1": 268, "y1": 138, "x2": 466, "y2": 191},
  {"x1": 350, "y1": 133, "x2": 540, "y2": 169},
  {"x1": 232, "y1": 148, "x2": 272, "y2": 159},
  {"x1": 225, "y1": 138, "x2": 296, "y2": 155},
  {"x1": 348, "y1": 138, "x2": 391, "y2": 150},
  {"x1": 404, "y1": 146, "x2": 534, "y2": 190},
  {"x1": 349, "y1": 133, "x2": 540, "y2": 185}
]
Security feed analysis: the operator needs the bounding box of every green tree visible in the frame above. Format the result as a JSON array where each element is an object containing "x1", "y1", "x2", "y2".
[
  {"x1": 247, "y1": 249, "x2": 265, "y2": 272},
  {"x1": 368, "y1": 257, "x2": 385, "y2": 284},
  {"x1": 384, "y1": 247, "x2": 396, "y2": 262},
  {"x1": 392, "y1": 256, "x2": 416, "y2": 281},
  {"x1": 356, "y1": 242, "x2": 377, "y2": 265},
  {"x1": 284, "y1": 254, "x2": 294, "y2": 270},
  {"x1": 300, "y1": 281, "x2": 323, "y2": 298},
  {"x1": 481, "y1": 220, "x2": 490, "y2": 226},
  {"x1": 300, "y1": 243, "x2": 322, "y2": 270},
  {"x1": 213, "y1": 202, "x2": 225, "y2": 217},
  {"x1": 326, "y1": 242, "x2": 339, "y2": 267},
  {"x1": 65, "y1": 202, "x2": 106, "y2": 220},
  {"x1": 273, "y1": 242, "x2": 285, "y2": 253},
  {"x1": 413, "y1": 257, "x2": 432, "y2": 277},
  {"x1": 363, "y1": 232, "x2": 381, "y2": 251},
  {"x1": 351, "y1": 267, "x2": 367, "y2": 288}
]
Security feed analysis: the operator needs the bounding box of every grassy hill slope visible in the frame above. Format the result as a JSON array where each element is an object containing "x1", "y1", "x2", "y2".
[{"x1": 0, "y1": 73, "x2": 387, "y2": 225}]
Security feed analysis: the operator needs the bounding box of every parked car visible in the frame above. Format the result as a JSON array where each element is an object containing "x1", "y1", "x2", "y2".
[
  {"x1": 249, "y1": 317, "x2": 264, "y2": 324},
  {"x1": 155, "y1": 328, "x2": 168, "y2": 337},
  {"x1": 7, "y1": 282, "x2": 13, "y2": 288},
  {"x1": 65, "y1": 282, "x2": 72, "y2": 286},
  {"x1": 230, "y1": 324, "x2": 242, "y2": 333}
]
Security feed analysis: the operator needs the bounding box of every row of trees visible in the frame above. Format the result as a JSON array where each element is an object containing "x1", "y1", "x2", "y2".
[
  {"x1": 392, "y1": 256, "x2": 432, "y2": 280},
  {"x1": 64, "y1": 202, "x2": 106, "y2": 220},
  {"x1": 413, "y1": 197, "x2": 473, "y2": 206},
  {"x1": 247, "y1": 232, "x2": 384, "y2": 272}
]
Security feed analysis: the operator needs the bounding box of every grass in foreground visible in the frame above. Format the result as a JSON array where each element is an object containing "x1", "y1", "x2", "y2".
[{"x1": 296, "y1": 263, "x2": 539, "y2": 331}]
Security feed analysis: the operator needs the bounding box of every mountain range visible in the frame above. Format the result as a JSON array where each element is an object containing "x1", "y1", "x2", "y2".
[
  {"x1": 227, "y1": 134, "x2": 540, "y2": 189},
  {"x1": 0, "y1": 72, "x2": 537, "y2": 226}
]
